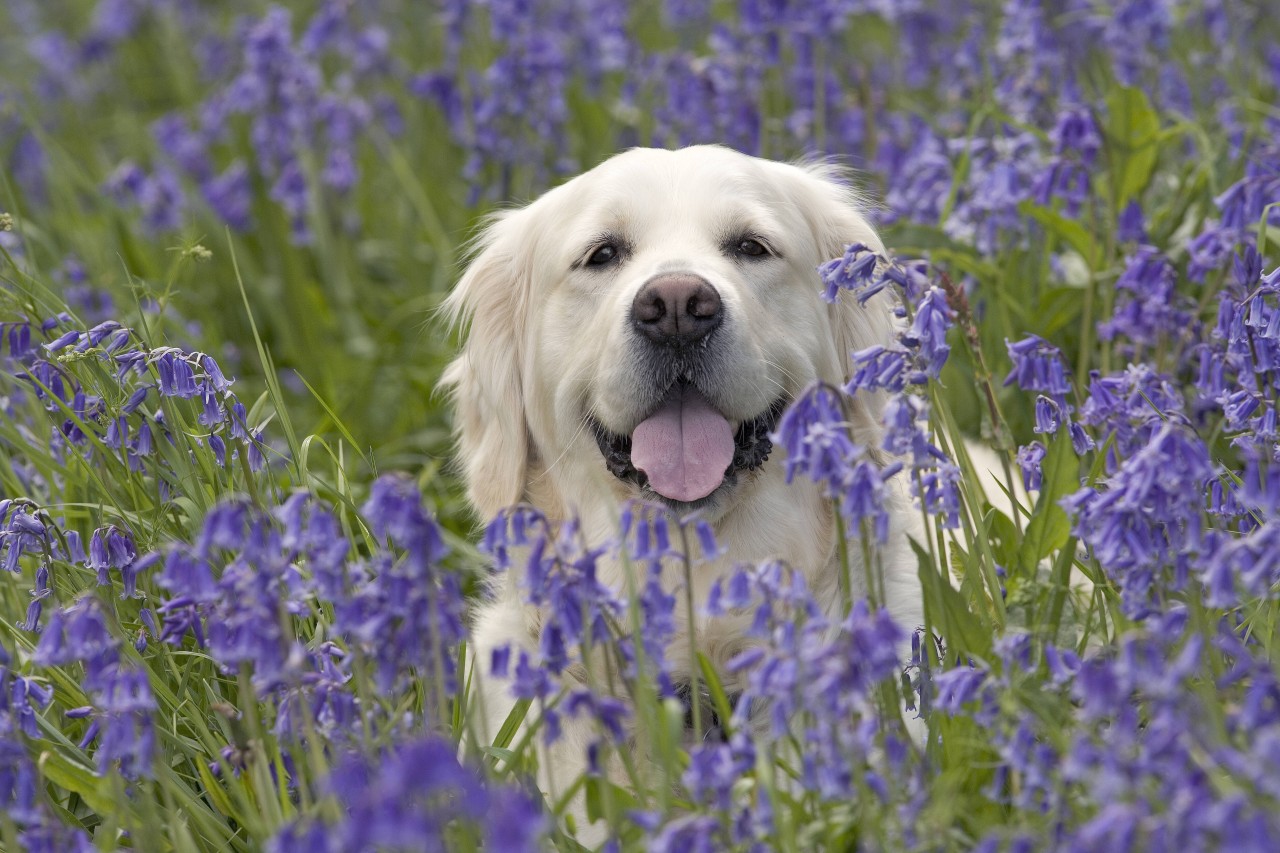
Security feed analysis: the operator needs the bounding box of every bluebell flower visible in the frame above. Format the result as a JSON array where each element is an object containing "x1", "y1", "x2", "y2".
[
  {"x1": 363, "y1": 475, "x2": 447, "y2": 564},
  {"x1": 1016, "y1": 442, "x2": 1047, "y2": 490},
  {"x1": 564, "y1": 688, "x2": 629, "y2": 742},
  {"x1": 846, "y1": 459, "x2": 901, "y2": 544},
  {"x1": 915, "y1": 462, "x2": 963, "y2": 529},
  {"x1": 202, "y1": 162, "x2": 253, "y2": 231},
  {"x1": 7, "y1": 669, "x2": 52, "y2": 739},
  {"x1": 649, "y1": 814, "x2": 721, "y2": 853},
  {"x1": 932, "y1": 663, "x2": 988, "y2": 715},
  {"x1": 1117, "y1": 199, "x2": 1148, "y2": 243},
  {"x1": 1033, "y1": 394, "x2": 1061, "y2": 434},
  {"x1": 90, "y1": 665, "x2": 156, "y2": 779},
  {"x1": 1079, "y1": 365, "x2": 1185, "y2": 464},
  {"x1": 1099, "y1": 247, "x2": 1193, "y2": 354},
  {"x1": 1004, "y1": 335, "x2": 1072, "y2": 396},
  {"x1": 1033, "y1": 105, "x2": 1100, "y2": 216},
  {"x1": 817, "y1": 243, "x2": 880, "y2": 304},
  {"x1": 772, "y1": 383, "x2": 860, "y2": 492},
  {"x1": 309, "y1": 737, "x2": 544, "y2": 851},
  {"x1": 683, "y1": 733, "x2": 754, "y2": 811},
  {"x1": 32, "y1": 598, "x2": 118, "y2": 680},
  {"x1": 847, "y1": 344, "x2": 912, "y2": 394},
  {"x1": 152, "y1": 114, "x2": 211, "y2": 182},
  {"x1": 993, "y1": 0, "x2": 1068, "y2": 122},
  {"x1": 883, "y1": 123, "x2": 954, "y2": 227},
  {"x1": 1062, "y1": 423, "x2": 1213, "y2": 617},
  {"x1": 902, "y1": 287, "x2": 953, "y2": 378},
  {"x1": 944, "y1": 132, "x2": 1044, "y2": 255}
]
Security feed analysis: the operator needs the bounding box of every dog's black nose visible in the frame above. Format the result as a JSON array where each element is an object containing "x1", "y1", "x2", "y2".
[{"x1": 631, "y1": 274, "x2": 723, "y2": 347}]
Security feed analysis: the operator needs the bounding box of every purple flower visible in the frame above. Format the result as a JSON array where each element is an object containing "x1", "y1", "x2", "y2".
[
  {"x1": 1034, "y1": 395, "x2": 1062, "y2": 435},
  {"x1": 1098, "y1": 247, "x2": 1192, "y2": 353},
  {"x1": 202, "y1": 162, "x2": 253, "y2": 231},
  {"x1": 818, "y1": 243, "x2": 880, "y2": 304},
  {"x1": 684, "y1": 734, "x2": 755, "y2": 811},
  {"x1": 1016, "y1": 442, "x2": 1047, "y2": 491},
  {"x1": 772, "y1": 383, "x2": 861, "y2": 492},
  {"x1": 362, "y1": 475, "x2": 447, "y2": 565},
  {"x1": 152, "y1": 114, "x2": 211, "y2": 182},
  {"x1": 1005, "y1": 335, "x2": 1072, "y2": 396},
  {"x1": 933, "y1": 663, "x2": 989, "y2": 714},
  {"x1": 89, "y1": 666, "x2": 156, "y2": 778},
  {"x1": 847, "y1": 344, "x2": 913, "y2": 394},
  {"x1": 1033, "y1": 105, "x2": 1100, "y2": 215},
  {"x1": 1062, "y1": 423, "x2": 1213, "y2": 618},
  {"x1": 1118, "y1": 199, "x2": 1148, "y2": 243},
  {"x1": 915, "y1": 462, "x2": 963, "y2": 529},
  {"x1": 902, "y1": 287, "x2": 953, "y2": 378},
  {"x1": 274, "y1": 736, "x2": 544, "y2": 852},
  {"x1": 87, "y1": 525, "x2": 136, "y2": 586}
]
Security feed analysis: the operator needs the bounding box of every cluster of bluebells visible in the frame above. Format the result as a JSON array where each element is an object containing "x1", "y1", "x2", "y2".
[
  {"x1": 772, "y1": 382, "x2": 905, "y2": 541},
  {"x1": 271, "y1": 736, "x2": 545, "y2": 852},
  {"x1": 3, "y1": 441, "x2": 162, "y2": 786},
  {"x1": 1000, "y1": 242, "x2": 1280, "y2": 621},
  {"x1": 1004, "y1": 334, "x2": 1092, "y2": 453},
  {"x1": 483, "y1": 506, "x2": 619, "y2": 682},
  {"x1": 6, "y1": 0, "x2": 1276, "y2": 250},
  {"x1": 813, "y1": 245, "x2": 965, "y2": 530},
  {"x1": 3, "y1": 1, "x2": 1280, "y2": 849},
  {"x1": 930, "y1": 613, "x2": 1280, "y2": 851},
  {"x1": 477, "y1": 502, "x2": 724, "y2": 754},
  {"x1": 33, "y1": 597, "x2": 157, "y2": 779},
  {"x1": 3, "y1": 451, "x2": 540, "y2": 847},
  {"x1": 0, "y1": 641, "x2": 95, "y2": 852},
  {"x1": 1032, "y1": 105, "x2": 1100, "y2": 218},
  {"x1": 1, "y1": 311, "x2": 267, "y2": 489},
  {"x1": 100, "y1": 2, "x2": 403, "y2": 242},
  {"x1": 149, "y1": 475, "x2": 467, "y2": 743},
  {"x1": 678, "y1": 561, "x2": 915, "y2": 848}
]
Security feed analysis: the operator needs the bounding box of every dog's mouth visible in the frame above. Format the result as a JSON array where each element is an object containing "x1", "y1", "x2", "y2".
[{"x1": 590, "y1": 383, "x2": 788, "y2": 508}]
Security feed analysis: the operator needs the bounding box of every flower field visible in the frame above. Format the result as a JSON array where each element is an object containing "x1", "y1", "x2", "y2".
[{"x1": 2, "y1": 1, "x2": 1280, "y2": 850}]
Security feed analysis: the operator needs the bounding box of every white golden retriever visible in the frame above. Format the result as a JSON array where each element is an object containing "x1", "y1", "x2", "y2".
[{"x1": 444, "y1": 145, "x2": 923, "y2": 840}]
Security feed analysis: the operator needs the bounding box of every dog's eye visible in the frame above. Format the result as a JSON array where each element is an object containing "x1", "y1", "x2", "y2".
[
  {"x1": 587, "y1": 244, "x2": 619, "y2": 267},
  {"x1": 736, "y1": 238, "x2": 768, "y2": 258}
]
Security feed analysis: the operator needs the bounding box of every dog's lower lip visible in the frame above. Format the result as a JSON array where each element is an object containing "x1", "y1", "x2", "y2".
[{"x1": 589, "y1": 394, "x2": 789, "y2": 503}]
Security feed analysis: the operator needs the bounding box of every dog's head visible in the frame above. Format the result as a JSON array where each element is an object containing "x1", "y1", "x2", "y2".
[{"x1": 443, "y1": 145, "x2": 896, "y2": 521}]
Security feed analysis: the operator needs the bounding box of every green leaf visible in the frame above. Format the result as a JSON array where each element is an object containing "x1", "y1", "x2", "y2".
[
  {"x1": 1103, "y1": 85, "x2": 1161, "y2": 206},
  {"x1": 196, "y1": 761, "x2": 236, "y2": 818},
  {"x1": 985, "y1": 507, "x2": 1021, "y2": 570},
  {"x1": 1018, "y1": 430, "x2": 1078, "y2": 571},
  {"x1": 493, "y1": 697, "x2": 532, "y2": 750},
  {"x1": 37, "y1": 751, "x2": 115, "y2": 816},
  {"x1": 584, "y1": 776, "x2": 637, "y2": 823},
  {"x1": 696, "y1": 652, "x2": 735, "y2": 737},
  {"x1": 1018, "y1": 202, "x2": 1098, "y2": 266},
  {"x1": 913, "y1": 539, "x2": 992, "y2": 659}
]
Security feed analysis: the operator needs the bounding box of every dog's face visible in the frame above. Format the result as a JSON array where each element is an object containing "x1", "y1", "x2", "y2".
[{"x1": 445, "y1": 146, "x2": 894, "y2": 523}]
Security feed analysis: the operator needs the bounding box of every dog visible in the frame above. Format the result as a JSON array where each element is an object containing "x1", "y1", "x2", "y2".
[{"x1": 443, "y1": 145, "x2": 924, "y2": 843}]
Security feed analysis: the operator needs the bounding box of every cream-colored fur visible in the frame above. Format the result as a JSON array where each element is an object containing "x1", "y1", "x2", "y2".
[{"x1": 443, "y1": 146, "x2": 924, "y2": 845}]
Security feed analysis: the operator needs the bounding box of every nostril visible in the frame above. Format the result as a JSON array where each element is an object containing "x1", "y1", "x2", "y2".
[
  {"x1": 688, "y1": 287, "x2": 721, "y2": 321},
  {"x1": 635, "y1": 292, "x2": 665, "y2": 325}
]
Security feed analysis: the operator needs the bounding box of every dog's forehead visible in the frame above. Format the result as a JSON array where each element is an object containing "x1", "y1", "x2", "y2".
[{"x1": 568, "y1": 147, "x2": 789, "y2": 215}]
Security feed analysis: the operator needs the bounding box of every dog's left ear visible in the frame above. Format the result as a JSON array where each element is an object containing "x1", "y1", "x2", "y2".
[
  {"x1": 441, "y1": 209, "x2": 535, "y2": 519},
  {"x1": 779, "y1": 161, "x2": 900, "y2": 439},
  {"x1": 792, "y1": 162, "x2": 899, "y2": 369}
]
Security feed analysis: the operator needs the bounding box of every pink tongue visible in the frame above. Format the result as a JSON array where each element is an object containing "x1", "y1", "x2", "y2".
[{"x1": 631, "y1": 387, "x2": 735, "y2": 502}]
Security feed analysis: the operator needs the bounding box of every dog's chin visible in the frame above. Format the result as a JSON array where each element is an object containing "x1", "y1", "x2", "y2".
[{"x1": 589, "y1": 393, "x2": 789, "y2": 516}]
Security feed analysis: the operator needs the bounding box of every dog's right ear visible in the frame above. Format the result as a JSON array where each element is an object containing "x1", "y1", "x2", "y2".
[{"x1": 441, "y1": 210, "x2": 533, "y2": 519}]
